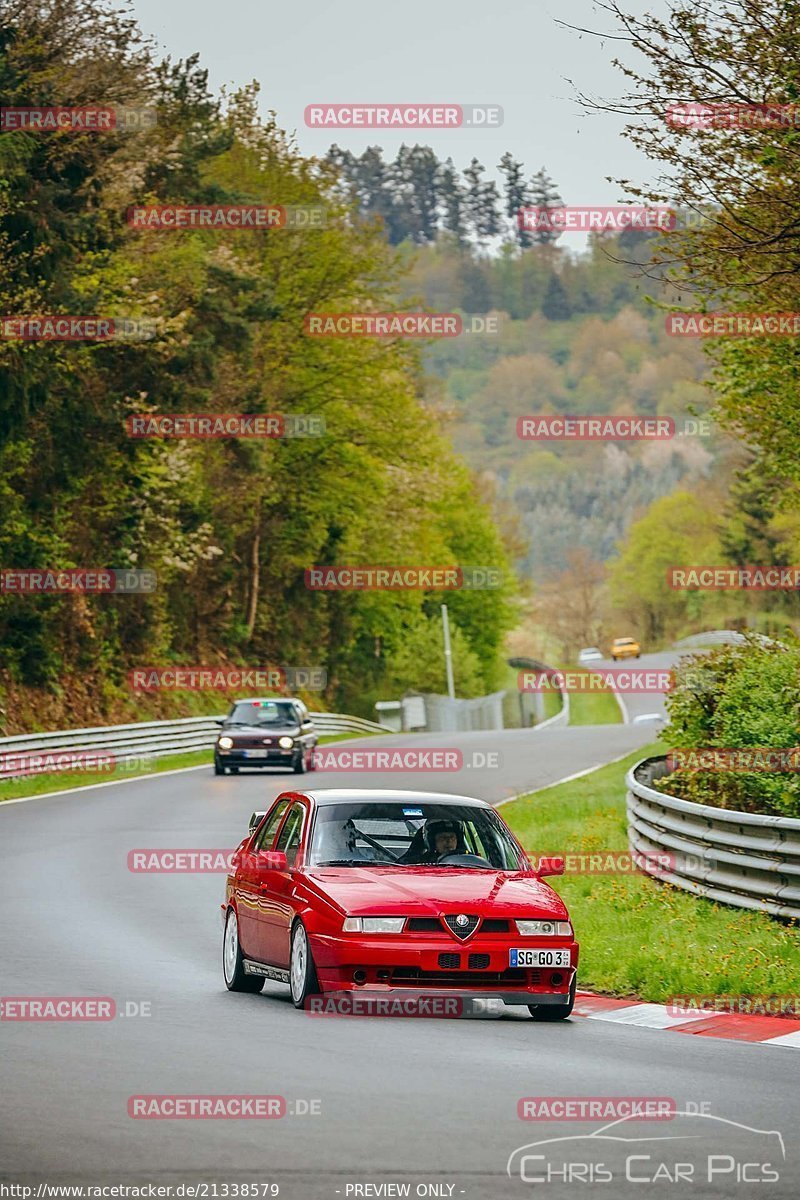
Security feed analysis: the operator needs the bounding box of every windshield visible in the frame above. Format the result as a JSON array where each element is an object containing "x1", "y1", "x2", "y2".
[
  {"x1": 226, "y1": 700, "x2": 298, "y2": 726},
  {"x1": 309, "y1": 802, "x2": 526, "y2": 870}
]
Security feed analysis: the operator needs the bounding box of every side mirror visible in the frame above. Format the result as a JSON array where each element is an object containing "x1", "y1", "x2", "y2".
[
  {"x1": 214, "y1": 719, "x2": 224, "y2": 727},
  {"x1": 257, "y1": 850, "x2": 288, "y2": 871},
  {"x1": 537, "y1": 856, "x2": 565, "y2": 877}
]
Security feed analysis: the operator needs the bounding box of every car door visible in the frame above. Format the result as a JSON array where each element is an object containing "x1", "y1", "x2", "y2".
[
  {"x1": 257, "y1": 800, "x2": 308, "y2": 966},
  {"x1": 236, "y1": 798, "x2": 290, "y2": 960}
]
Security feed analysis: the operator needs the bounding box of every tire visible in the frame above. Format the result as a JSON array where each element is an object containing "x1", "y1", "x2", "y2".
[
  {"x1": 289, "y1": 920, "x2": 319, "y2": 1008},
  {"x1": 223, "y1": 908, "x2": 264, "y2": 993},
  {"x1": 307, "y1": 746, "x2": 317, "y2": 772},
  {"x1": 293, "y1": 748, "x2": 306, "y2": 775},
  {"x1": 528, "y1": 976, "x2": 576, "y2": 1021},
  {"x1": 214, "y1": 755, "x2": 225, "y2": 776}
]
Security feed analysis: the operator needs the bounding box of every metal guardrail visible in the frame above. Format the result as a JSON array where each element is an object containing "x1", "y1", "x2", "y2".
[
  {"x1": 626, "y1": 756, "x2": 800, "y2": 920},
  {"x1": 673, "y1": 630, "x2": 772, "y2": 649},
  {"x1": 0, "y1": 711, "x2": 390, "y2": 780},
  {"x1": 506, "y1": 657, "x2": 568, "y2": 729}
]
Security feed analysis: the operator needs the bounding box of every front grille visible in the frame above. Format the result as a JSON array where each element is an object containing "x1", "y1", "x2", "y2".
[
  {"x1": 468, "y1": 954, "x2": 490, "y2": 969},
  {"x1": 407, "y1": 918, "x2": 442, "y2": 932},
  {"x1": 228, "y1": 737, "x2": 278, "y2": 749},
  {"x1": 481, "y1": 919, "x2": 510, "y2": 933},
  {"x1": 443, "y1": 914, "x2": 480, "y2": 940},
  {"x1": 438, "y1": 953, "x2": 461, "y2": 969},
  {"x1": 391, "y1": 967, "x2": 540, "y2": 987}
]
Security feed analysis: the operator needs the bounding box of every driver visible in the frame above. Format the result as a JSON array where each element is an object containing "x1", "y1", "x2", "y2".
[{"x1": 423, "y1": 818, "x2": 465, "y2": 862}]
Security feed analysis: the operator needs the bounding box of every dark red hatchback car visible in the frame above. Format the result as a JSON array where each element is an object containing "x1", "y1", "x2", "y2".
[{"x1": 221, "y1": 788, "x2": 579, "y2": 1018}]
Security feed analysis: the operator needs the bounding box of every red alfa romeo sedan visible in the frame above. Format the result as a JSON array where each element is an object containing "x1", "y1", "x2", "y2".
[{"x1": 221, "y1": 788, "x2": 578, "y2": 1019}]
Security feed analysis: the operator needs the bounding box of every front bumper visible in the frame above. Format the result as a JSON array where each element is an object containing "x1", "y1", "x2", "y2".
[
  {"x1": 310, "y1": 932, "x2": 578, "y2": 1005},
  {"x1": 217, "y1": 747, "x2": 297, "y2": 767}
]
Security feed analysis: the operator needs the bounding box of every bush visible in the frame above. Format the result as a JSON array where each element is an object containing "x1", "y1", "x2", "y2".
[{"x1": 663, "y1": 637, "x2": 800, "y2": 817}]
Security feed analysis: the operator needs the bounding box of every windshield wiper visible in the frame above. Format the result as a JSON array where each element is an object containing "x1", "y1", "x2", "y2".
[{"x1": 314, "y1": 859, "x2": 363, "y2": 867}]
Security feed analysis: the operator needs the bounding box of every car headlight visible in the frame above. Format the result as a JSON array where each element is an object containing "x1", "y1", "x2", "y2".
[
  {"x1": 278, "y1": 736, "x2": 295, "y2": 749},
  {"x1": 217, "y1": 736, "x2": 234, "y2": 750},
  {"x1": 515, "y1": 919, "x2": 572, "y2": 937},
  {"x1": 343, "y1": 917, "x2": 406, "y2": 933}
]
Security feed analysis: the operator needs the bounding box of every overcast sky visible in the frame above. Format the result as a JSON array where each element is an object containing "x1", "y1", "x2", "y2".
[{"x1": 130, "y1": 0, "x2": 667, "y2": 219}]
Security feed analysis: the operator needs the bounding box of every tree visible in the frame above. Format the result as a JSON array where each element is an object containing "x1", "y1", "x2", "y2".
[
  {"x1": 498, "y1": 152, "x2": 533, "y2": 247},
  {"x1": 542, "y1": 272, "x2": 572, "y2": 320},
  {"x1": 528, "y1": 167, "x2": 563, "y2": 246},
  {"x1": 608, "y1": 490, "x2": 722, "y2": 644},
  {"x1": 588, "y1": 1, "x2": 800, "y2": 487},
  {"x1": 462, "y1": 158, "x2": 502, "y2": 246},
  {"x1": 437, "y1": 157, "x2": 468, "y2": 244}
]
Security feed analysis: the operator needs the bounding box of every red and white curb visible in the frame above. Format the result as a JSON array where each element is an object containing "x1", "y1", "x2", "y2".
[{"x1": 575, "y1": 992, "x2": 800, "y2": 1048}]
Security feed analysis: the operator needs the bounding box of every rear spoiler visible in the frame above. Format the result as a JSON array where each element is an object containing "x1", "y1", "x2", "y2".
[{"x1": 249, "y1": 811, "x2": 267, "y2": 835}]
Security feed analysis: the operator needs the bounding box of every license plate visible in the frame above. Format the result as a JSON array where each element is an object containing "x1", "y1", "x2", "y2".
[
  {"x1": 244, "y1": 750, "x2": 270, "y2": 759},
  {"x1": 510, "y1": 948, "x2": 571, "y2": 968}
]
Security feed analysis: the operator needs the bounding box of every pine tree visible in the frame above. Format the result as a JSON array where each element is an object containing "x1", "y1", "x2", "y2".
[
  {"x1": 528, "y1": 167, "x2": 563, "y2": 246},
  {"x1": 542, "y1": 272, "x2": 572, "y2": 320},
  {"x1": 498, "y1": 152, "x2": 533, "y2": 247},
  {"x1": 437, "y1": 157, "x2": 468, "y2": 244},
  {"x1": 392, "y1": 144, "x2": 440, "y2": 243},
  {"x1": 462, "y1": 158, "x2": 502, "y2": 246}
]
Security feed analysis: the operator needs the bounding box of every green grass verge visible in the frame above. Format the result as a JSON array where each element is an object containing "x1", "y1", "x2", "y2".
[
  {"x1": 541, "y1": 689, "x2": 562, "y2": 722},
  {"x1": 567, "y1": 669, "x2": 622, "y2": 726},
  {"x1": 0, "y1": 729, "x2": 382, "y2": 803},
  {"x1": 502, "y1": 742, "x2": 800, "y2": 1002}
]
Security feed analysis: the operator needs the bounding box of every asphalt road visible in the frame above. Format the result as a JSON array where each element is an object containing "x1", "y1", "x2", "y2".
[
  {"x1": 1, "y1": 711, "x2": 798, "y2": 1198},
  {"x1": 589, "y1": 647, "x2": 681, "y2": 725}
]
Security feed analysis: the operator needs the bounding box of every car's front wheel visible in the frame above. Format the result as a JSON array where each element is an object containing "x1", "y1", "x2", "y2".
[
  {"x1": 293, "y1": 748, "x2": 307, "y2": 774},
  {"x1": 528, "y1": 976, "x2": 576, "y2": 1021},
  {"x1": 289, "y1": 921, "x2": 319, "y2": 1008},
  {"x1": 214, "y1": 755, "x2": 225, "y2": 776},
  {"x1": 223, "y1": 909, "x2": 264, "y2": 993}
]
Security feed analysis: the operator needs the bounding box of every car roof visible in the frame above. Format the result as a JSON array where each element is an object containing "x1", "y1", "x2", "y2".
[
  {"x1": 229, "y1": 696, "x2": 302, "y2": 704},
  {"x1": 299, "y1": 788, "x2": 491, "y2": 809}
]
